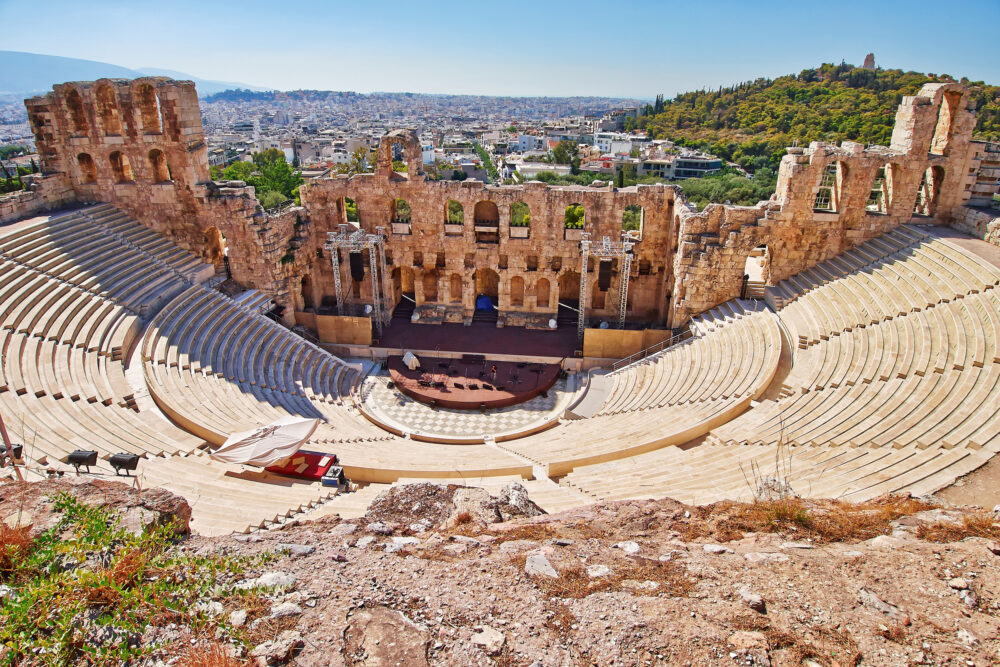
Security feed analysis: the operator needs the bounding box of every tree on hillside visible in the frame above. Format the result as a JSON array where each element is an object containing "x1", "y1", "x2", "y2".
[
  {"x1": 635, "y1": 64, "x2": 1000, "y2": 172},
  {"x1": 552, "y1": 140, "x2": 581, "y2": 174}
]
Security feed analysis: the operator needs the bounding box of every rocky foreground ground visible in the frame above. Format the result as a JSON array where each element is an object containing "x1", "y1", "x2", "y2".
[{"x1": 2, "y1": 478, "x2": 1000, "y2": 666}]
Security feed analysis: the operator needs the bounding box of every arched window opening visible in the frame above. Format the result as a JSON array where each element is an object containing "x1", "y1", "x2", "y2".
[
  {"x1": 445, "y1": 199, "x2": 464, "y2": 225},
  {"x1": 64, "y1": 89, "x2": 88, "y2": 136},
  {"x1": 392, "y1": 198, "x2": 411, "y2": 224},
  {"x1": 422, "y1": 270, "x2": 439, "y2": 302},
  {"x1": 148, "y1": 149, "x2": 171, "y2": 182},
  {"x1": 510, "y1": 201, "x2": 530, "y2": 228},
  {"x1": 510, "y1": 276, "x2": 524, "y2": 307},
  {"x1": 564, "y1": 203, "x2": 585, "y2": 229},
  {"x1": 76, "y1": 153, "x2": 96, "y2": 184},
  {"x1": 109, "y1": 151, "x2": 134, "y2": 184},
  {"x1": 813, "y1": 164, "x2": 838, "y2": 212},
  {"x1": 301, "y1": 274, "x2": 314, "y2": 311},
  {"x1": 473, "y1": 200, "x2": 499, "y2": 226},
  {"x1": 450, "y1": 273, "x2": 463, "y2": 304},
  {"x1": 536, "y1": 278, "x2": 551, "y2": 308},
  {"x1": 136, "y1": 83, "x2": 161, "y2": 134},
  {"x1": 931, "y1": 91, "x2": 963, "y2": 155},
  {"x1": 743, "y1": 246, "x2": 770, "y2": 298},
  {"x1": 866, "y1": 166, "x2": 890, "y2": 213},
  {"x1": 204, "y1": 227, "x2": 228, "y2": 265},
  {"x1": 95, "y1": 84, "x2": 121, "y2": 135},
  {"x1": 623, "y1": 204, "x2": 643, "y2": 234},
  {"x1": 343, "y1": 197, "x2": 359, "y2": 223},
  {"x1": 474, "y1": 200, "x2": 499, "y2": 243},
  {"x1": 914, "y1": 166, "x2": 945, "y2": 217}
]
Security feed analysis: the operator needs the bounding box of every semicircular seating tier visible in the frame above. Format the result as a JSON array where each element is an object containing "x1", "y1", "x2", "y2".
[
  {"x1": 559, "y1": 224, "x2": 1000, "y2": 504},
  {"x1": 0, "y1": 204, "x2": 211, "y2": 466},
  {"x1": 141, "y1": 284, "x2": 533, "y2": 484},
  {"x1": 499, "y1": 302, "x2": 782, "y2": 476}
]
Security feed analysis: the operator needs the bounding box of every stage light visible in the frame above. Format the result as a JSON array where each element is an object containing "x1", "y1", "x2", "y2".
[
  {"x1": 110, "y1": 453, "x2": 140, "y2": 476},
  {"x1": 0, "y1": 444, "x2": 23, "y2": 464},
  {"x1": 67, "y1": 450, "x2": 98, "y2": 474}
]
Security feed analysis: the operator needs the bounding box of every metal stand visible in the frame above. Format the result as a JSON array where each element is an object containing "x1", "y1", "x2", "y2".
[
  {"x1": 577, "y1": 235, "x2": 590, "y2": 341},
  {"x1": 577, "y1": 231, "x2": 640, "y2": 339},
  {"x1": 325, "y1": 225, "x2": 391, "y2": 337}
]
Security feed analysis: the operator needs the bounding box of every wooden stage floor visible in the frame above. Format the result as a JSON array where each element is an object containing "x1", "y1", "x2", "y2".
[
  {"x1": 387, "y1": 355, "x2": 561, "y2": 409},
  {"x1": 377, "y1": 320, "x2": 578, "y2": 358}
]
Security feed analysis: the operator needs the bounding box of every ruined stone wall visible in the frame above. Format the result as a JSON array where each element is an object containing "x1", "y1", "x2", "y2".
[
  {"x1": 299, "y1": 136, "x2": 676, "y2": 328},
  {"x1": 0, "y1": 173, "x2": 76, "y2": 224},
  {"x1": 10, "y1": 78, "x2": 990, "y2": 336},
  {"x1": 670, "y1": 82, "x2": 982, "y2": 325},
  {"x1": 19, "y1": 78, "x2": 301, "y2": 320}
]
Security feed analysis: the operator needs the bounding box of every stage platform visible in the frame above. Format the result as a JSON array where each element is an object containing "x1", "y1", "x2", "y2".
[
  {"x1": 387, "y1": 355, "x2": 561, "y2": 410},
  {"x1": 377, "y1": 320, "x2": 578, "y2": 358}
]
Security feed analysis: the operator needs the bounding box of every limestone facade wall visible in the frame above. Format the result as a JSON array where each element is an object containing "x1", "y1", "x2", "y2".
[
  {"x1": 6, "y1": 78, "x2": 992, "y2": 335},
  {"x1": 300, "y1": 170, "x2": 676, "y2": 328}
]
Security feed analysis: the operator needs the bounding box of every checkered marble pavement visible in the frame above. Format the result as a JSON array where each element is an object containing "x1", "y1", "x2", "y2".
[{"x1": 360, "y1": 372, "x2": 577, "y2": 438}]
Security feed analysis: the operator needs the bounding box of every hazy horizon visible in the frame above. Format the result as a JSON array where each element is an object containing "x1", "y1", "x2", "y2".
[{"x1": 3, "y1": 0, "x2": 998, "y2": 98}]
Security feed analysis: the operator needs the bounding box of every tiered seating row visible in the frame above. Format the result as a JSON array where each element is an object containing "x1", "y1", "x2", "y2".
[
  {"x1": 0, "y1": 206, "x2": 208, "y2": 316},
  {"x1": 83, "y1": 202, "x2": 212, "y2": 280},
  {"x1": 0, "y1": 205, "x2": 214, "y2": 464},
  {"x1": 599, "y1": 300, "x2": 778, "y2": 415},
  {"x1": 495, "y1": 305, "x2": 781, "y2": 475},
  {"x1": 562, "y1": 436, "x2": 1000, "y2": 505},
  {"x1": 772, "y1": 227, "x2": 1000, "y2": 350},
  {"x1": 141, "y1": 286, "x2": 532, "y2": 482}
]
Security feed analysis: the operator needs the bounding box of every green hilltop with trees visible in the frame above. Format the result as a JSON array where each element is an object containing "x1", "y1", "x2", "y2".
[
  {"x1": 630, "y1": 62, "x2": 1000, "y2": 174},
  {"x1": 531, "y1": 62, "x2": 998, "y2": 210},
  {"x1": 210, "y1": 148, "x2": 304, "y2": 209}
]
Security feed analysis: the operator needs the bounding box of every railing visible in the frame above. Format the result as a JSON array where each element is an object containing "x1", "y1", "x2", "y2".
[{"x1": 610, "y1": 329, "x2": 694, "y2": 372}]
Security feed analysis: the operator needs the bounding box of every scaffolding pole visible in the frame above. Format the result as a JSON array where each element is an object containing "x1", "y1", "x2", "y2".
[
  {"x1": 325, "y1": 226, "x2": 390, "y2": 337},
  {"x1": 577, "y1": 235, "x2": 590, "y2": 342}
]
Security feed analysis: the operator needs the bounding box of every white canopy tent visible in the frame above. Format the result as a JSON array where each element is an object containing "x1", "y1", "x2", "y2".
[
  {"x1": 402, "y1": 350, "x2": 421, "y2": 370},
  {"x1": 210, "y1": 416, "x2": 320, "y2": 467}
]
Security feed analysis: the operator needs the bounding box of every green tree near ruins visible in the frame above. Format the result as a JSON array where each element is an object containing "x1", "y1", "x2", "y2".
[
  {"x1": 446, "y1": 200, "x2": 464, "y2": 224},
  {"x1": 510, "y1": 201, "x2": 530, "y2": 227},
  {"x1": 220, "y1": 161, "x2": 255, "y2": 182},
  {"x1": 564, "y1": 204, "x2": 585, "y2": 229},
  {"x1": 335, "y1": 146, "x2": 372, "y2": 176},
  {"x1": 552, "y1": 140, "x2": 581, "y2": 174},
  {"x1": 623, "y1": 204, "x2": 642, "y2": 231}
]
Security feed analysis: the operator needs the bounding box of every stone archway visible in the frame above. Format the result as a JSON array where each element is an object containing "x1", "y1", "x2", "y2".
[
  {"x1": 475, "y1": 268, "x2": 499, "y2": 298},
  {"x1": 536, "y1": 277, "x2": 551, "y2": 308},
  {"x1": 559, "y1": 271, "x2": 581, "y2": 302},
  {"x1": 376, "y1": 129, "x2": 424, "y2": 179},
  {"x1": 422, "y1": 269, "x2": 439, "y2": 302},
  {"x1": 203, "y1": 227, "x2": 227, "y2": 266}
]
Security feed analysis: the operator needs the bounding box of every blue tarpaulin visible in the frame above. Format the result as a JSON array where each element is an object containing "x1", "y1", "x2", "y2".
[{"x1": 475, "y1": 295, "x2": 495, "y2": 311}]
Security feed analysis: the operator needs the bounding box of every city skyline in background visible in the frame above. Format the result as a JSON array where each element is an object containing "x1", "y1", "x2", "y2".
[{"x1": 2, "y1": 0, "x2": 999, "y2": 98}]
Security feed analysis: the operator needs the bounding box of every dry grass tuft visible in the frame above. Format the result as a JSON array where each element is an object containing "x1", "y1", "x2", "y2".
[
  {"x1": 454, "y1": 511, "x2": 473, "y2": 525},
  {"x1": 735, "y1": 616, "x2": 862, "y2": 666},
  {"x1": 686, "y1": 495, "x2": 935, "y2": 544},
  {"x1": 879, "y1": 623, "x2": 907, "y2": 643},
  {"x1": 176, "y1": 641, "x2": 246, "y2": 667},
  {"x1": 916, "y1": 513, "x2": 1000, "y2": 542},
  {"x1": 0, "y1": 522, "x2": 34, "y2": 577},
  {"x1": 524, "y1": 556, "x2": 692, "y2": 600}
]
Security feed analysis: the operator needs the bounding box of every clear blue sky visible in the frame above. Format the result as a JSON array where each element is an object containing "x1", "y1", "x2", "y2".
[{"x1": 2, "y1": 0, "x2": 998, "y2": 97}]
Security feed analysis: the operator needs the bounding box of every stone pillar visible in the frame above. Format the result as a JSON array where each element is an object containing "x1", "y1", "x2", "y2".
[{"x1": 413, "y1": 268, "x2": 425, "y2": 305}]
